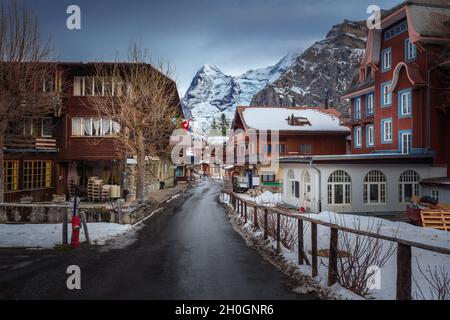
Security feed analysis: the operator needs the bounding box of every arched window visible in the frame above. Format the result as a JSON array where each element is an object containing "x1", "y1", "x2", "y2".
[
  {"x1": 327, "y1": 170, "x2": 351, "y2": 205},
  {"x1": 399, "y1": 170, "x2": 420, "y2": 203},
  {"x1": 364, "y1": 170, "x2": 386, "y2": 204},
  {"x1": 287, "y1": 170, "x2": 299, "y2": 199},
  {"x1": 303, "y1": 170, "x2": 311, "y2": 184},
  {"x1": 303, "y1": 170, "x2": 312, "y2": 202}
]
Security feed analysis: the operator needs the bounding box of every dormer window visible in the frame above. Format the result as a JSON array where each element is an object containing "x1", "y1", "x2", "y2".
[{"x1": 286, "y1": 114, "x2": 311, "y2": 126}]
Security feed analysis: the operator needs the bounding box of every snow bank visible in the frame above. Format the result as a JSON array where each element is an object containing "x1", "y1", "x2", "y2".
[
  {"x1": 239, "y1": 191, "x2": 282, "y2": 207},
  {"x1": 301, "y1": 212, "x2": 450, "y2": 300},
  {"x1": 0, "y1": 223, "x2": 133, "y2": 248}
]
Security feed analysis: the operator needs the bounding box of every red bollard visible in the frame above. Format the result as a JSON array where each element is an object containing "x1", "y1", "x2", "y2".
[{"x1": 71, "y1": 215, "x2": 81, "y2": 248}]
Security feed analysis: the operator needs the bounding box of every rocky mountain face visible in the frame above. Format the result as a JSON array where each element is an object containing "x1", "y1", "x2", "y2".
[
  {"x1": 182, "y1": 19, "x2": 368, "y2": 129},
  {"x1": 251, "y1": 20, "x2": 368, "y2": 115}
]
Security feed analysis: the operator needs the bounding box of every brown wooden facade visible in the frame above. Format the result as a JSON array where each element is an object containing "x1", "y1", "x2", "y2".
[{"x1": 3, "y1": 62, "x2": 181, "y2": 202}]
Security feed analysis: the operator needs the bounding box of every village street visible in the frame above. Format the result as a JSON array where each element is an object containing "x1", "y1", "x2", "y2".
[{"x1": 0, "y1": 180, "x2": 317, "y2": 300}]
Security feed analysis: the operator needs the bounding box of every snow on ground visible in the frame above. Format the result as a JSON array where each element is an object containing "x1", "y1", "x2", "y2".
[
  {"x1": 238, "y1": 191, "x2": 282, "y2": 207},
  {"x1": 221, "y1": 194, "x2": 450, "y2": 300},
  {"x1": 0, "y1": 223, "x2": 133, "y2": 249}
]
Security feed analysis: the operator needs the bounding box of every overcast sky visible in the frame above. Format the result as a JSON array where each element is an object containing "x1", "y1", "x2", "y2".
[{"x1": 17, "y1": 0, "x2": 401, "y2": 95}]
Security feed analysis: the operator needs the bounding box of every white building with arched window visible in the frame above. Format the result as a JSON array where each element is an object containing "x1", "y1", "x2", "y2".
[{"x1": 280, "y1": 154, "x2": 447, "y2": 215}]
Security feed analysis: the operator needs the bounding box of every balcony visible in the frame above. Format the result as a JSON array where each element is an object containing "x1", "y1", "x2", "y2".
[{"x1": 4, "y1": 136, "x2": 57, "y2": 152}]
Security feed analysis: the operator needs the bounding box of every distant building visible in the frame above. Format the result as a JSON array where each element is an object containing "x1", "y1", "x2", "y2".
[{"x1": 229, "y1": 106, "x2": 349, "y2": 191}]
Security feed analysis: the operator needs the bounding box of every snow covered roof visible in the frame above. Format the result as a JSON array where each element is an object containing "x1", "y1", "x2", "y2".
[{"x1": 237, "y1": 107, "x2": 350, "y2": 133}]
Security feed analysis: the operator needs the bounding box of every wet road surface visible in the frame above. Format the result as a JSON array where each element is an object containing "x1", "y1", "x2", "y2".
[{"x1": 0, "y1": 180, "x2": 317, "y2": 300}]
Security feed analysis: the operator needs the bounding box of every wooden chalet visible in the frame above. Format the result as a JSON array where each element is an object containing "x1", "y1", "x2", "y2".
[{"x1": 3, "y1": 62, "x2": 182, "y2": 202}]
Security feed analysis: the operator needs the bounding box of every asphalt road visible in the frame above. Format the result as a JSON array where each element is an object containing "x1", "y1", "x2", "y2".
[{"x1": 0, "y1": 180, "x2": 317, "y2": 300}]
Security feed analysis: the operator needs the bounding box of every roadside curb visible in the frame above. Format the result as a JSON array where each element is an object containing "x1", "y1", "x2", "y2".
[{"x1": 131, "y1": 183, "x2": 193, "y2": 227}]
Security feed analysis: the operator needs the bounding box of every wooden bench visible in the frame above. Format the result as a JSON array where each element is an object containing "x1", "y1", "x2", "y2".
[{"x1": 421, "y1": 209, "x2": 450, "y2": 231}]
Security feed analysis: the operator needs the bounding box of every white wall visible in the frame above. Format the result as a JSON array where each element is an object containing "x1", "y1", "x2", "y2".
[
  {"x1": 281, "y1": 163, "x2": 447, "y2": 214},
  {"x1": 421, "y1": 185, "x2": 450, "y2": 204}
]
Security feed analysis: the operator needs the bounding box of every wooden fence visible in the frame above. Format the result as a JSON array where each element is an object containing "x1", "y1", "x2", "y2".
[{"x1": 220, "y1": 191, "x2": 450, "y2": 300}]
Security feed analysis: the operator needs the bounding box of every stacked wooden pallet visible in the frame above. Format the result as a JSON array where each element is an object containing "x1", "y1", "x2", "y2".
[
  {"x1": 421, "y1": 209, "x2": 450, "y2": 231},
  {"x1": 87, "y1": 177, "x2": 103, "y2": 202},
  {"x1": 101, "y1": 185, "x2": 111, "y2": 202}
]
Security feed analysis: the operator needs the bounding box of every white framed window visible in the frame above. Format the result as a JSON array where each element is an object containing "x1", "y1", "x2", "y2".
[
  {"x1": 381, "y1": 82, "x2": 392, "y2": 106},
  {"x1": 367, "y1": 94, "x2": 374, "y2": 115},
  {"x1": 431, "y1": 189, "x2": 439, "y2": 202},
  {"x1": 300, "y1": 144, "x2": 312, "y2": 155},
  {"x1": 364, "y1": 170, "x2": 387, "y2": 204},
  {"x1": 399, "y1": 170, "x2": 420, "y2": 203},
  {"x1": 41, "y1": 118, "x2": 53, "y2": 137},
  {"x1": 287, "y1": 170, "x2": 300, "y2": 199},
  {"x1": 382, "y1": 119, "x2": 392, "y2": 143},
  {"x1": 327, "y1": 170, "x2": 351, "y2": 205},
  {"x1": 405, "y1": 39, "x2": 417, "y2": 61},
  {"x1": 73, "y1": 77, "x2": 123, "y2": 97},
  {"x1": 354, "y1": 97, "x2": 362, "y2": 120},
  {"x1": 399, "y1": 90, "x2": 412, "y2": 116},
  {"x1": 400, "y1": 132, "x2": 412, "y2": 154},
  {"x1": 23, "y1": 117, "x2": 53, "y2": 138},
  {"x1": 367, "y1": 124, "x2": 374, "y2": 147},
  {"x1": 354, "y1": 126, "x2": 362, "y2": 148},
  {"x1": 72, "y1": 117, "x2": 120, "y2": 136},
  {"x1": 382, "y1": 48, "x2": 392, "y2": 71}
]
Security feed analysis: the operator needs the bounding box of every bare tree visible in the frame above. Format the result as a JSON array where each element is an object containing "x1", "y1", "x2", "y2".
[
  {"x1": 323, "y1": 217, "x2": 396, "y2": 297},
  {"x1": 88, "y1": 44, "x2": 181, "y2": 201},
  {"x1": 413, "y1": 259, "x2": 450, "y2": 300},
  {"x1": 0, "y1": 0, "x2": 55, "y2": 202}
]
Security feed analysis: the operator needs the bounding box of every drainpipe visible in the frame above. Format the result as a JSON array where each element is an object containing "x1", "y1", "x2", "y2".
[
  {"x1": 308, "y1": 159, "x2": 322, "y2": 213},
  {"x1": 426, "y1": 51, "x2": 431, "y2": 149}
]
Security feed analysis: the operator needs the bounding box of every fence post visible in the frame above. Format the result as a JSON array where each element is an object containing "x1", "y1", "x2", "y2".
[
  {"x1": 396, "y1": 243, "x2": 412, "y2": 300},
  {"x1": 62, "y1": 208, "x2": 68, "y2": 245},
  {"x1": 253, "y1": 206, "x2": 258, "y2": 228},
  {"x1": 264, "y1": 209, "x2": 268, "y2": 240},
  {"x1": 241, "y1": 200, "x2": 244, "y2": 217},
  {"x1": 298, "y1": 219, "x2": 304, "y2": 265},
  {"x1": 311, "y1": 222, "x2": 318, "y2": 277},
  {"x1": 118, "y1": 199, "x2": 123, "y2": 224},
  {"x1": 80, "y1": 210, "x2": 91, "y2": 245},
  {"x1": 328, "y1": 228, "x2": 338, "y2": 286},
  {"x1": 244, "y1": 203, "x2": 248, "y2": 223},
  {"x1": 276, "y1": 213, "x2": 281, "y2": 253}
]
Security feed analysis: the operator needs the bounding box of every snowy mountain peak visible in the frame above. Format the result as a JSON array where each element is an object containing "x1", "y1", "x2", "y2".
[
  {"x1": 200, "y1": 64, "x2": 223, "y2": 75},
  {"x1": 182, "y1": 52, "x2": 302, "y2": 130}
]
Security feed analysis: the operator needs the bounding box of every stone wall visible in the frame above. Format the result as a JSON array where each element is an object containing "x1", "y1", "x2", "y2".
[{"x1": 124, "y1": 157, "x2": 175, "y2": 201}]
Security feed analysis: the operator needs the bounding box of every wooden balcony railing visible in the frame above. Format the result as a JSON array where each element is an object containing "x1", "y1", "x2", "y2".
[{"x1": 4, "y1": 136, "x2": 57, "y2": 151}]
